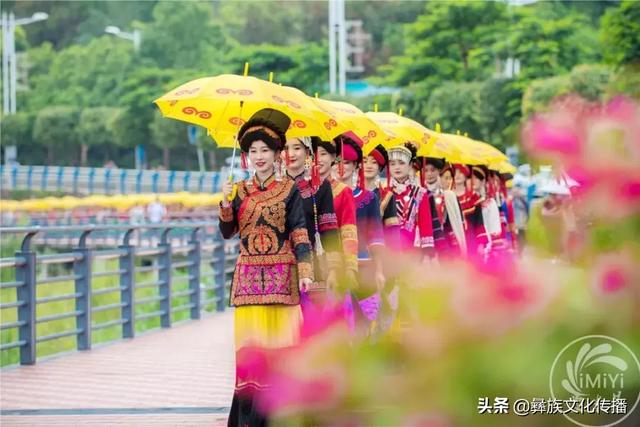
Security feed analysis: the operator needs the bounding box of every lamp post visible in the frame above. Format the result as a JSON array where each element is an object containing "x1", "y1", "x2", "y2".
[
  {"x1": 1, "y1": 11, "x2": 49, "y2": 115},
  {"x1": 104, "y1": 26, "x2": 141, "y2": 52}
]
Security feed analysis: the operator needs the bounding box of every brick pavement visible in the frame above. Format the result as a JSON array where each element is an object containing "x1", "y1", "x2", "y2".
[{"x1": 0, "y1": 311, "x2": 235, "y2": 426}]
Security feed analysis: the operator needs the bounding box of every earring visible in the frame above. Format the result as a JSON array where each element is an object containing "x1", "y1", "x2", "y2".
[
  {"x1": 351, "y1": 171, "x2": 358, "y2": 188},
  {"x1": 304, "y1": 156, "x2": 312, "y2": 180},
  {"x1": 275, "y1": 160, "x2": 282, "y2": 181}
]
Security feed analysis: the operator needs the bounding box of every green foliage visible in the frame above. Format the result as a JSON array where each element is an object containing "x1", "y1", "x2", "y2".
[
  {"x1": 601, "y1": 0, "x2": 640, "y2": 67},
  {"x1": 140, "y1": 1, "x2": 226, "y2": 72},
  {"x1": 76, "y1": 107, "x2": 120, "y2": 148},
  {"x1": 1, "y1": 111, "x2": 34, "y2": 147},
  {"x1": 25, "y1": 37, "x2": 134, "y2": 111},
  {"x1": 111, "y1": 67, "x2": 177, "y2": 152},
  {"x1": 382, "y1": 1, "x2": 508, "y2": 86},
  {"x1": 32, "y1": 106, "x2": 80, "y2": 165},
  {"x1": 522, "y1": 64, "x2": 612, "y2": 116},
  {"x1": 607, "y1": 65, "x2": 640, "y2": 100},
  {"x1": 223, "y1": 43, "x2": 328, "y2": 94}
]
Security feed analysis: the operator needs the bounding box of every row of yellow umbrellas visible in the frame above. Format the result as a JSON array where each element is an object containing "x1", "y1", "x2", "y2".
[
  {"x1": 153, "y1": 69, "x2": 512, "y2": 171},
  {"x1": 0, "y1": 192, "x2": 223, "y2": 212}
]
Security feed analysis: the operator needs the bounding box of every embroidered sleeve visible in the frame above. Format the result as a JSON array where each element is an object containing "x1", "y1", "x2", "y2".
[
  {"x1": 218, "y1": 192, "x2": 239, "y2": 239},
  {"x1": 286, "y1": 186, "x2": 314, "y2": 280},
  {"x1": 417, "y1": 192, "x2": 435, "y2": 249},
  {"x1": 316, "y1": 180, "x2": 340, "y2": 254},
  {"x1": 297, "y1": 261, "x2": 313, "y2": 281},
  {"x1": 366, "y1": 192, "x2": 385, "y2": 249}
]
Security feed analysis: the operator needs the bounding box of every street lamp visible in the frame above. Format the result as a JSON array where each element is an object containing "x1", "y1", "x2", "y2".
[
  {"x1": 104, "y1": 26, "x2": 141, "y2": 52},
  {"x1": 1, "y1": 11, "x2": 49, "y2": 114}
]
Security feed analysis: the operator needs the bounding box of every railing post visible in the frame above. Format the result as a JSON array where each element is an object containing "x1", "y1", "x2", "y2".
[
  {"x1": 120, "y1": 169, "x2": 127, "y2": 194},
  {"x1": 119, "y1": 229, "x2": 136, "y2": 338},
  {"x1": 26, "y1": 166, "x2": 34, "y2": 191},
  {"x1": 41, "y1": 165, "x2": 49, "y2": 191},
  {"x1": 72, "y1": 167, "x2": 80, "y2": 194},
  {"x1": 104, "y1": 168, "x2": 112, "y2": 195},
  {"x1": 198, "y1": 173, "x2": 205, "y2": 192},
  {"x1": 88, "y1": 168, "x2": 96, "y2": 194},
  {"x1": 213, "y1": 230, "x2": 226, "y2": 312},
  {"x1": 152, "y1": 171, "x2": 159, "y2": 193},
  {"x1": 74, "y1": 230, "x2": 93, "y2": 351},
  {"x1": 168, "y1": 171, "x2": 176, "y2": 193},
  {"x1": 56, "y1": 166, "x2": 64, "y2": 191},
  {"x1": 135, "y1": 170, "x2": 143, "y2": 193},
  {"x1": 158, "y1": 228, "x2": 173, "y2": 328},
  {"x1": 15, "y1": 231, "x2": 38, "y2": 365},
  {"x1": 11, "y1": 165, "x2": 18, "y2": 189},
  {"x1": 183, "y1": 171, "x2": 191, "y2": 191},
  {"x1": 187, "y1": 227, "x2": 201, "y2": 319}
]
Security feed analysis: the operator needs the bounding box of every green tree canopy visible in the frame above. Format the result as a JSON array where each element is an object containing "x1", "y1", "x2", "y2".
[{"x1": 601, "y1": 0, "x2": 640, "y2": 67}]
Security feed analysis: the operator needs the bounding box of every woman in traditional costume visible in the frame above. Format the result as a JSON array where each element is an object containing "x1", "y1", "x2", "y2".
[
  {"x1": 387, "y1": 143, "x2": 445, "y2": 261},
  {"x1": 338, "y1": 135, "x2": 386, "y2": 335},
  {"x1": 421, "y1": 158, "x2": 467, "y2": 256},
  {"x1": 220, "y1": 108, "x2": 314, "y2": 427},
  {"x1": 312, "y1": 137, "x2": 359, "y2": 287},
  {"x1": 364, "y1": 145, "x2": 399, "y2": 232},
  {"x1": 283, "y1": 136, "x2": 341, "y2": 298}
]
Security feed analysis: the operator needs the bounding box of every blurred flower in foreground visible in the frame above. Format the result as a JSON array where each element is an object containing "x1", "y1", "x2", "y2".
[{"x1": 523, "y1": 95, "x2": 640, "y2": 220}]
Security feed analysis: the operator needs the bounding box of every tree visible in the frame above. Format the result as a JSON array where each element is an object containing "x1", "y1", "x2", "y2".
[
  {"x1": 24, "y1": 36, "x2": 134, "y2": 111},
  {"x1": 0, "y1": 112, "x2": 46, "y2": 164},
  {"x1": 149, "y1": 112, "x2": 190, "y2": 170},
  {"x1": 601, "y1": 0, "x2": 640, "y2": 67},
  {"x1": 111, "y1": 67, "x2": 178, "y2": 165},
  {"x1": 423, "y1": 81, "x2": 484, "y2": 140},
  {"x1": 33, "y1": 106, "x2": 79, "y2": 165},
  {"x1": 223, "y1": 43, "x2": 328, "y2": 94},
  {"x1": 380, "y1": 1, "x2": 507, "y2": 87},
  {"x1": 521, "y1": 64, "x2": 612, "y2": 117},
  {"x1": 140, "y1": 1, "x2": 226, "y2": 73},
  {"x1": 76, "y1": 107, "x2": 121, "y2": 166}
]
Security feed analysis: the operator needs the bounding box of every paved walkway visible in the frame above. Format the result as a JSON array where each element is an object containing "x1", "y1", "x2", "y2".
[{"x1": 0, "y1": 311, "x2": 235, "y2": 426}]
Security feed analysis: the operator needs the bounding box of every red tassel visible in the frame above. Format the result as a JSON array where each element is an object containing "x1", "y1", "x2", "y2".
[
  {"x1": 241, "y1": 152, "x2": 248, "y2": 170},
  {"x1": 311, "y1": 156, "x2": 321, "y2": 188},
  {"x1": 420, "y1": 166, "x2": 426, "y2": 188},
  {"x1": 386, "y1": 167, "x2": 391, "y2": 190},
  {"x1": 358, "y1": 163, "x2": 365, "y2": 190},
  {"x1": 285, "y1": 149, "x2": 291, "y2": 166},
  {"x1": 338, "y1": 138, "x2": 345, "y2": 177}
]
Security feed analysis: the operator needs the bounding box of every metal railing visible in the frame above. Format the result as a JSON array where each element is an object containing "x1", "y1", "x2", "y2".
[
  {"x1": 0, "y1": 222, "x2": 239, "y2": 366},
  {"x1": 0, "y1": 165, "x2": 242, "y2": 195}
]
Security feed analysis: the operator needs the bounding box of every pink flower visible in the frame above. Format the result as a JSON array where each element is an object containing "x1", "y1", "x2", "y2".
[{"x1": 527, "y1": 118, "x2": 581, "y2": 157}]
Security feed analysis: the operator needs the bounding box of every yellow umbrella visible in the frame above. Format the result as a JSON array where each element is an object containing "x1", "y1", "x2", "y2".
[
  {"x1": 450, "y1": 135, "x2": 508, "y2": 165},
  {"x1": 154, "y1": 74, "x2": 347, "y2": 145},
  {"x1": 490, "y1": 160, "x2": 517, "y2": 175},
  {"x1": 367, "y1": 112, "x2": 459, "y2": 160},
  {"x1": 309, "y1": 98, "x2": 392, "y2": 153}
]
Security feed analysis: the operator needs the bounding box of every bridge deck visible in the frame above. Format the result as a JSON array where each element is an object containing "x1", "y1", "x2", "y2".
[{"x1": 0, "y1": 311, "x2": 234, "y2": 426}]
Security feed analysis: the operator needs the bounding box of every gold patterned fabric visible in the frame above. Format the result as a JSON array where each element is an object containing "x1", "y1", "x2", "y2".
[{"x1": 219, "y1": 175, "x2": 313, "y2": 306}]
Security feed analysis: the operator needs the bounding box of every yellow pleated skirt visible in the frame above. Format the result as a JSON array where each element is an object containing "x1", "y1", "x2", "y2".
[
  {"x1": 233, "y1": 304, "x2": 302, "y2": 396},
  {"x1": 234, "y1": 304, "x2": 303, "y2": 349}
]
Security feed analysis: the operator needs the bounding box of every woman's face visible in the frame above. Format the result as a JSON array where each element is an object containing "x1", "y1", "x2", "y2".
[
  {"x1": 283, "y1": 138, "x2": 308, "y2": 174},
  {"x1": 389, "y1": 158, "x2": 411, "y2": 181},
  {"x1": 473, "y1": 176, "x2": 485, "y2": 193},
  {"x1": 454, "y1": 169, "x2": 467, "y2": 186},
  {"x1": 423, "y1": 163, "x2": 440, "y2": 185},
  {"x1": 363, "y1": 155, "x2": 381, "y2": 180},
  {"x1": 440, "y1": 170, "x2": 453, "y2": 190},
  {"x1": 341, "y1": 159, "x2": 357, "y2": 181},
  {"x1": 248, "y1": 140, "x2": 276, "y2": 175},
  {"x1": 316, "y1": 146, "x2": 335, "y2": 178}
]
